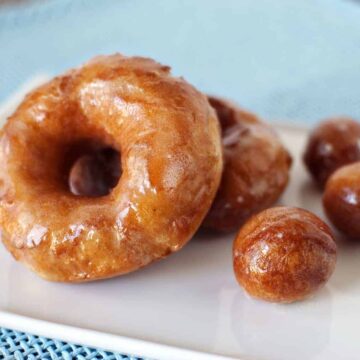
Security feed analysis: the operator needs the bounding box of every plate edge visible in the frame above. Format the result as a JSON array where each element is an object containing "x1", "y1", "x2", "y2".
[{"x1": 0, "y1": 310, "x2": 239, "y2": 360}]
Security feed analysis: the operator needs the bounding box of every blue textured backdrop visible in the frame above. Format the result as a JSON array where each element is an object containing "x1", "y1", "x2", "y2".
[
  {"x1": 0, "y1": 327, "x2": 140, "y2": 359},
  {"x1": 1, "y1": 0, "x2": 360, "y2": 124}
]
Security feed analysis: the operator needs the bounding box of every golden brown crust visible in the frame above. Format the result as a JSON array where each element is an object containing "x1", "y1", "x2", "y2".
[
  {"x1": 323, "y1": 162, "x2": 360, "y2": 238},
  {"x1": 202, "y1": 97, "x2": 291, "y2": 232},
  {"x1": 233, "y1": 207, "x2": 337, "y2": 303},
  {"x1": 303, "y1": 117, "x2": 360, "y2": 188},
  {"x1": 0, "y1": 54, "x2": 223, "y2": 282}
]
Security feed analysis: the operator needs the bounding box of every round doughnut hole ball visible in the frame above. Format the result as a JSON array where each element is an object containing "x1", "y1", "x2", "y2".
[
  {"x1": 323, "y1": 162, "x2": 360, "y2": 239},
  {"x1": 233, "y1": 207, "x2": 337, "y2": 303},
  {"x1": 303, "y1": 117, "x2": 360, "y2": 188}
]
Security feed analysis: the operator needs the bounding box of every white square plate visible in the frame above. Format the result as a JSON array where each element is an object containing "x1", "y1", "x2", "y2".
[{"x1": 0, "y1": 79, "x2": 359, "y2": 360}]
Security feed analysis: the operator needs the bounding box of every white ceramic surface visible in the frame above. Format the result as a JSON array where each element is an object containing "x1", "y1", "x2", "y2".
[{"x1": 0, "y1": 79, "x2": 359, "y2": 360}]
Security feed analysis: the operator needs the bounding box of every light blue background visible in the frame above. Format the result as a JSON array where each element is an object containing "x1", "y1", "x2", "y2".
[{"x1": 1, "y1": 0, "x2": 360, "y2": 124}]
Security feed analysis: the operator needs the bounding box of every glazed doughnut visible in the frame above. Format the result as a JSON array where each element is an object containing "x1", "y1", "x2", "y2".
[
  {"x1": 303, "y1": 117, "x2": 360, "y2": 188},
  {"x1": 0, "y1": 54, "x2": 223, "y2": 282},
  {"x1": 202, "y1": 96, "x2": 292, "y2": 232},
  {"x1": 233, "y1": 207, "x2": 337, "y2": 303}
]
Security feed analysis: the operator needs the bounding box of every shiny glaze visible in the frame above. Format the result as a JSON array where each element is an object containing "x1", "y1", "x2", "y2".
[
  {"x1": 304, "y1": 117, "x2": 360, "y2": 188},
  {"x1": 0, "y1": 54, "x2": 223, "y2": 282},
  {"x1": 203, "y1": 97, "x2": 291, "y2": 232},
  {"x1": 233, "y1": 207, "x2": 337, "y2": 303},
  {"x1": 323, "y1": 162, "x2": 360, "y2": 238}
]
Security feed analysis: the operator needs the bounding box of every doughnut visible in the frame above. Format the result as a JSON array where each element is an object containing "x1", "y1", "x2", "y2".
[
  {"x1": 233, "y1": 207, "x2": 337, "y2": 303},
  {"x1": 303, "y1": 117, "x2": 360, "y2": 188},
  {"x1": 202, "y1": 96, "x2": 292, "y2": 232},
  {"x1": 0, "y1": 54, "x2": 223, "y2": 282},
  {"x1": 323, "y1": 162, "x2": 360, "y2": 239}
]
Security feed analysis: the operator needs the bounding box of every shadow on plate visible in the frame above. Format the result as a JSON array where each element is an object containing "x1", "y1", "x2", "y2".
[{"x1": 230, "y1": 286, "x2": 333, "y2": 360}]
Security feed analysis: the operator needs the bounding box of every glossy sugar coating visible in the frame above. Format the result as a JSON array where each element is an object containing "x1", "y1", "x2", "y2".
[
  {"x1": 0, "y1": 54, "x2": 223, "y2": 282},
  {"x1": 202, "y1": 97, "x2": 292, "y2": 232},
  {"x1": 303, "y1": 117, "x2": 360, "y2": 188},
  {"x1": 233, "y1": 207, "x2": 337, "y2": 303},
  {"x1": 323, "y1": 162, "x2": 360, "y2": 239}
]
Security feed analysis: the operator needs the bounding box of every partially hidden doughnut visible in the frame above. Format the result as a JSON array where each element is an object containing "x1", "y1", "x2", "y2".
[
  {"x1": 233, "y1": 207, "x2": 337, "y2": 303},
  {"x1": 202, "y1": 96, "x2": 292, "y2": 232},
  {"x1": 323, "y1": 162, "x2": 360, "y2": 239},
  {"x1": 0, "y1": 54, "x2": 223, "y2": 282},
  {"x1": 303, "y1": 117, "x2": 360, "y2": 188}
]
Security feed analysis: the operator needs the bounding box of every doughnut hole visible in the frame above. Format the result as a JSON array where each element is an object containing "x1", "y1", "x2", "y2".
[
  {"x1": 323, "y1": 162, "x2": 360, "y2": 239},
  {"x1": 303, "y1": 117, "x2": 360, "y2": 188},
  {"x1": 233, "y1": 207, "x2": 337, "y2": 303}
]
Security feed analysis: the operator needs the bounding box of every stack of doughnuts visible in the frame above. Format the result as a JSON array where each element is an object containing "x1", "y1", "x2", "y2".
[{"x1": 1, "y1": 54, "x2": 345, "y2": 305}]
